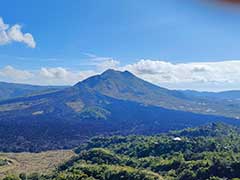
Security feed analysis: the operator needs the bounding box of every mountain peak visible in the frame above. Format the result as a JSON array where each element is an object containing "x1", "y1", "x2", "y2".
[
  {"x1": 75, "y1": 69, "x2": 136, "y2": 88},
  {"x1": 73, "y1": 67, "x2": 178, "y2": 106},
  {"x1": 101, "y1": 69, "x2": 134, "y2": 77},
  {"x1": 101, "y1": 69, "x2": 119, "y2": 74}
]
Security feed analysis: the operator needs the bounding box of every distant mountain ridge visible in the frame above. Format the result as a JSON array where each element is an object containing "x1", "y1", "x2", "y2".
[
  {"x1": 181, "y1": 89, "x2": 240, "y2": 100},
  {"x1": 0, "y1": 81, "x2": 67, "y2": 101}
]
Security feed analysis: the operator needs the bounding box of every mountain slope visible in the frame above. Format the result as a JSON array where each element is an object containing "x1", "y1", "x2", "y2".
[
  {"x1": 1, "y1": 70, "x2": 240, "y2": 118},
  {"x1": 0, "y1": 81, "x2": 67, "y2": 101},
  {"x1": 75, "y1": 69, "x2": 197, "y2": 111},
  {"x1": 75, "y1": 69, "x2": 240, "y2": 118},
  {"x1": 178, "y1": 89, "x2": 240, "y2": 118},
  {"x1": 0, "y1": 69, "x2": 240, "y2": 152}
]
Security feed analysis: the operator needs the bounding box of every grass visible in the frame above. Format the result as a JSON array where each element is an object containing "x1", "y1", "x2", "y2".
[{"x1": 0, "y1": 150, "x2": 75, "y2": 178}]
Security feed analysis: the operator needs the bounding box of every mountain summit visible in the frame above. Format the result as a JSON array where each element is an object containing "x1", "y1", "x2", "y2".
[
  {"x1": 75, "y1": 69, "x2": 193, "y2": 111},
  {"x1": 75, "y1": 69, "x2": 139, "y2": 89}
]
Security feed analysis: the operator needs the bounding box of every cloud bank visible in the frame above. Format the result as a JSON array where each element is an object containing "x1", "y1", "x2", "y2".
[
  {"x1": 0, "y1": 66, "x2": 95, "y2": 85},
  {"x1": 122, "y1": 60, "x2": 240, "y2": 91},
  {"x1": 0, "y1": 17, "x2": 36, "y2": 48},
  {"x1": 1, "y1": 59, "x2": 240, "y2": 91},
  {"x1": 123, "y1": 60, "x2": 240, "y2": 83}
]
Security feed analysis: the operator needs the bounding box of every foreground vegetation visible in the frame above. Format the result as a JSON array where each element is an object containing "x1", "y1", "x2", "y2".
[{"x1": 3, "y1": 123, "x2": 240, "y2": 179}]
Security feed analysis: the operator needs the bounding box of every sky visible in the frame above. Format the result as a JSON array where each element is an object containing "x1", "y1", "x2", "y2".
[{"x1": 1, "y1": 0, "x2": 240, "y2": 91}]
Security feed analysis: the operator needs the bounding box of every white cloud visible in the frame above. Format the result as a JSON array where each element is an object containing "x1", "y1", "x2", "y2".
[
  {"x1": 0, "y1": 18, "x2": 9, "y2": 30},
  {"x1": 0, "y1": 66, "x2": 95, "y2": 85},
  {"x1": 39, "y1": 67, "x2": 69, "y2": 79},
  {"x1": 0, "y1": 66, "x2": 33, "y2": 80},
  {"x1": 122, "y1": 60, "x2": 240, "y2": 83},
  {"x1": 122, "y1": 60, "x2": 240, "y2": 91},
  {"x1": 96, "y1": 59, "x2": 120, "y2": 71},
  {"x1": 2, "y1": 60, "x2": 240, "y2": 91},
  {"x1": 82, "y1": 52, "x2": 120, "y2": 72},
  {"x1": 0, "y1": 17, "x2": 36, "y2": 48},
  {"x1": 38, "y1": 67, "x2": 95, "y2": 85},
  {"x1": 0, "y1": 18, "x2": 9, "y2": 44},
  {"x1": 8, "y1": 25, "x2": 36, "y2": 48}
]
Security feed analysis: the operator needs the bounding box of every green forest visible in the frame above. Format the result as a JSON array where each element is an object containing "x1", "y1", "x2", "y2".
[{"x1": 3, "y1": 123, "x2": 240, "y2": 180}]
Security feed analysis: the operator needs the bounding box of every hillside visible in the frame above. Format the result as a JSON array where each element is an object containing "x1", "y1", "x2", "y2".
[
  {"x1": 181, "y1": 89, "x2": 240, "y2": 100},
  {"x1": 0, "y1": 82, "x2": 67, "y2": 101},
  {"x1": 55, "y1": 123, "x2": 240, "y2": 180},
  {"x1": 76, "y1": 69, "x2": 240, "y2": 118},
  {"x1": 3, "y1": 123, "x2": 240, "y2": 180},
  {"x1": 75, "y1": 69, "x2": 195, "y2": 111}
]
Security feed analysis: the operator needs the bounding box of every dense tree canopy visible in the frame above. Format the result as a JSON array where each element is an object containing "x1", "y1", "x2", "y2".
[{"x1": 4, "y1": 123, "x2": 240, "y2": 180}]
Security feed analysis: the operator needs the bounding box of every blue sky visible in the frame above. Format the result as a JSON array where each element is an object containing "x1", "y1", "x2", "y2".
[{"x1": 1, "y1": 0, "x2": 240, "y2": 91}]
